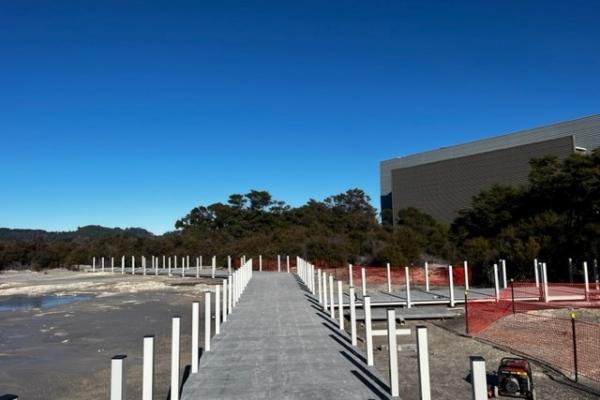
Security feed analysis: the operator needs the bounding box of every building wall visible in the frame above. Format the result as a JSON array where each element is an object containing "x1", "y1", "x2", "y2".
[
  {"x1": 381, "y1": 114, "x2": 600, "y2": 224},
  {"x1": 390, "y1": 136, "x2": 574, "y2": 223}
]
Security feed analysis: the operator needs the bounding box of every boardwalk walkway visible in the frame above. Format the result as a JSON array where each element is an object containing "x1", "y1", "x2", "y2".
[{"x1": 181, "y1": 272, "x2": 392, "y2": 400}]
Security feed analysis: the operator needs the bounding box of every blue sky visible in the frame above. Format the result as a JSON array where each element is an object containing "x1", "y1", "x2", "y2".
[{"x1": 1, "y1": 1, "x2": 599, "y2": 234}]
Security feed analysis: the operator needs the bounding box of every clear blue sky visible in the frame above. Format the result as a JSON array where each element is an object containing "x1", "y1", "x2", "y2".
[{"x1": 1, "y1": 1, "x2": 599, "y2": 234}]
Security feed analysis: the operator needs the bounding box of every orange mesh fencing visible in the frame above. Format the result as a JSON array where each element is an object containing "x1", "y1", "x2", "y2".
[{"x1": 466, "y1": 283, "x2": 600, "y2": 383}]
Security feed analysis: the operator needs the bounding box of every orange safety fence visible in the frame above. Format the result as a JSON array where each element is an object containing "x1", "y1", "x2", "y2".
[
  {"x1": 466, "y1": 282, "x2": 600, "y2": 383},
  {"x1": 314, "y1": 262, "x2": 470, "y2": 287}
]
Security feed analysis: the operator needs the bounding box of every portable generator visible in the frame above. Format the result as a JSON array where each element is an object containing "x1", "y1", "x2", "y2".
[{"x1": 492, "y1": 358, "x2": 536, "y2": 400}]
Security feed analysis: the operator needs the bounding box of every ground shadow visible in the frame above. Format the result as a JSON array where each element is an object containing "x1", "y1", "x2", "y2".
[
  {"x1": 340, "y1": 350, "x2": 391, "y2": 394},
  {"x1": 350, "y1": 370, "x2": 390, "y2": 400}
]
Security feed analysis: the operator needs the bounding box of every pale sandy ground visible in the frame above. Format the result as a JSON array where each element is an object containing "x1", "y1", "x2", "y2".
[{"x1": 0, "y1": 270, "x2": 216, "y2": 400}]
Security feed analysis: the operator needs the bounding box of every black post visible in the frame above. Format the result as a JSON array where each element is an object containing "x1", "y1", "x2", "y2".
[
  {"x1": 464, "y1": 290, "x2": 470, "y2": 335},
  {"x1": 571, "y1": 312, "x2": 578, "y2": 382},
  {"x1": 510, "y1": 279, "x2": 516, "y2": 314}
]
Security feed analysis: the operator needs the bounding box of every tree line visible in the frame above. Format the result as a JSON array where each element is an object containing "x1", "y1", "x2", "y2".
[{"x1": 1, "y1": 149, "x2": 598, "y2": 283}]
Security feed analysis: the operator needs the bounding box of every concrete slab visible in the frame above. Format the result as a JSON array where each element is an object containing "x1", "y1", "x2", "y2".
[
  {"x1": 181, "y1": 272, "x2": 392, "y2": 400},
  {"x1": 350, "y1": 305, "x2": 460, "y2": 321}
]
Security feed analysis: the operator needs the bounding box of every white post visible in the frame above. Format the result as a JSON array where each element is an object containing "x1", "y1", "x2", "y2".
[
  {"x1": 361, "y1": 267, "x2": 367, "y2": 297},
  {"x1": 463, "y1": 260, "x2": 469, "y2": 291},
  {"x1": 162, "y1": 255, "x2": 165, "y2": 269},
  {"x1": 387, "y1": 263, "x2": 392, "y2": 293},
  {"x1": 227, "y1": 255, "x2": 231, "y2": 274},
  {"x1": 142, "y1": 335, "x2": 154, "y2": 400},
  {"x1": 329, "y1": 275, "x2": 335, "y2": 320},
  {"x1": 448, "y1": 265, "x2": 455, "y2": 307},
  {"x1": 416, "y1": 326, "x2": 431, "y2": 400},
  {"x1": 501, "y1": 259, "x2": 507, "y2": 289},
  {"x1": 191, "y1": 302, "x2": 199, "y2": 373},
  {"x1": 215, "y1": 285, "x2": 221, "y2": 335},
  {"x1": 171, "y1": 316, "x2": 180, "y2": 400},
  {"x1": 143, "y1": 256, "x2": 146, "y2": 276},
  {"x1": 227, "y1": 275, "x2": 233, "y2": 314},
  {"x1": 222, "y1": 279, "x2": 228, "y2": 322},
  {"x1": 132, "y1": 256, "x2": 135, "y2": 275},
  {"x1": 196, "y1": 257, "x2": 200, "y2": 278},
  {"x1": 317, "y1": 269, "x2": 323, "y2": 304},
  {"x1": 200, "y1": 255, "x2": 203, "y2": 270},
  {"x1": 92, "y1": 257, "x2": 96, "y2": 272},
  {"x1": 110, "y1": 355, "x2": 127, "y2": 400},
  {"x1": 387, "y1": 308, "x2": 399, "y2": 398},
  {"x1": 534, "y1": 259, "x2": 539, "y2": 288},
  {"x1": 102, "y1": 257, "x2": 105, "y2": 272},
  {"x1": 542, "y1": 262, "x2": 549, "y2": 303},
  {"x1": 405, "y1": 266, "x2": 412, "y2": 308},
  {"x1": 212, "y1": 256, "x2": 216, "y2": 279},
  {"x1": 348, "y1": 264, "x2": 353, "y2": 286},
  {"x1": 323, "y1": 273, "x2": 329, "y2": 311},
  {"x1": 205, "y1": 292, "x2": 211, "y2": 352},
  {"x1": 186, "y1": 255, "x2": 190, "y2": 271},
  {"x1": 311, "y1": 264, "x2": 315, "y2": 295},
  {"x1": 155, "y1": 256, "x2": 158, "y2": 276},
  {"x1": 425, "y1": 261, "x2": 430, "y2": 292},
  {"x1": 470, "y1": 356, "x2": 487, "y2": 400},
  {"x1": 259, "y1": 254, "x2": 263, "y2": 272},
  {"x1": 350, "y1": 286, "x2": 357, "y2": 346},
  {"x1": 286, "y1": 255, "x2": 290, "y2": 273},
  {"x1": 337, "y1": 280, "x2": 344, "y2": 331},
  {"x1": 493, "y1": 264, "x2": 500, "y2": 302},
  {"x1": 168, "y1": 257, "x2": 172, "y2": 277},
  {"x1": 111, "y1": 257, "x2": 115, "y2": 274},
  {"x1": 584, "y1": 261, "x2": 590, "y2": 297},
  {"x1": 181, "y1": 258, "x2": 185, "y2": 277},
  {"x1": 174, "y1": 255, "x2": 178, "y2": 269},
  {"x1": 121, "y1": 256, "x2": 125, "y2": 275},
  {"x1": 277, "y1": 254, "x2": 281, "y2": 272},
  {"x1": 364, "y1": 296, "x2": 373, "y2": 366}
]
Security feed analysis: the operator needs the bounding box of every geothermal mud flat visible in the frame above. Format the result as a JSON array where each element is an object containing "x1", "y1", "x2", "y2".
[{"x1": 0, "y1": 270, "x2": 212, "y2": 399}]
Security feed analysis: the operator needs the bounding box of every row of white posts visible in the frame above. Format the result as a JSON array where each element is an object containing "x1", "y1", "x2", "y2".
[
  {"x1": 92, "y1": 255, "x2": 219, "y2": 278},
  {"x1": 348, "y1": 263, "x2": 463, "y2": 308},
  {"x1": 94, "y1": 254, "x2": 296, "y2": 275},
  {"x1": 110, "y1": 260, "x2": 253, "y2": 400},
  {"x1": 300, "y1": 258, "x2": 493, "y2": 399}
]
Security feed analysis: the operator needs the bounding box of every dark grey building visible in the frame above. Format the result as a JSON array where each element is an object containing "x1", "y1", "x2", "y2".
[{"x1": 380, "y1": 114, "x2": 600, "y2": 224}]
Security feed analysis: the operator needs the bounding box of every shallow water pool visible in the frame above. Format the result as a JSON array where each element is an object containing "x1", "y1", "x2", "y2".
[{"x1": 0, "y1": 295, "x2": 92, "y2": 312}]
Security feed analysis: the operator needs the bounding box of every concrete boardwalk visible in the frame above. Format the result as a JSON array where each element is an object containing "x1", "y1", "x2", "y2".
[{"x1": 181, "y1": 272, "x2": 392, "y2": 400}]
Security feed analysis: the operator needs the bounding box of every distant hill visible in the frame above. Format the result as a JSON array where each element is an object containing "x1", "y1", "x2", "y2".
[{"x1": 0, "y1": 225, "x2": 154, "y2": 241}]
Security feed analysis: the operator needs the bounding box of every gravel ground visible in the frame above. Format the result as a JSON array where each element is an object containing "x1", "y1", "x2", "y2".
[{"x1": 350, "y1": 312, "x2": 600, "y2": 399}]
